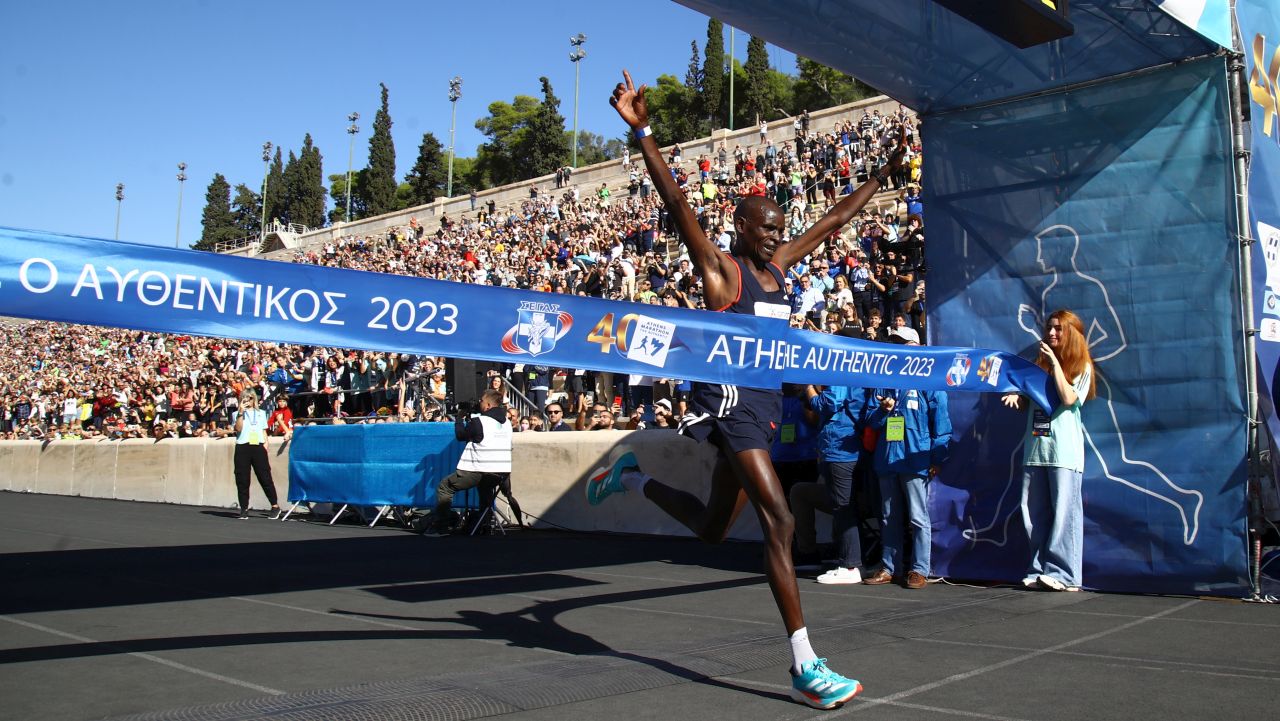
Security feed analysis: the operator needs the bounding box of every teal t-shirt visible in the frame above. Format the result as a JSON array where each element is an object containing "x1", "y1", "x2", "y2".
[{"x1": 1023, "y1": 365, "x2": 1091, "y2": 473}]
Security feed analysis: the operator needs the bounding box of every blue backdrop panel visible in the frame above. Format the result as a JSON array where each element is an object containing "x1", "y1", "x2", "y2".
[
  {"x1": 926, "y1": 57, "x2": 1248, "y2": 595},
  {"x1": 288, "y1": 423, "x2": 463, "y2": 507}
]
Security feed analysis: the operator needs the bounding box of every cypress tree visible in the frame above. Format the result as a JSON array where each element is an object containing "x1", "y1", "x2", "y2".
[
  {"x1": 231, "y1": 183, "x2": 261, "y2": 238},
  {"x1": 522, "y1": 76, "x2": 570, "y2": 178},
  {"x1": 195, "y1": 173, "x2": 236, "y2": 251},
  {"x1": 365, "y1": 82, "x2": 397, "y2": 216},
  {"x1": 281, "y1": 150, "x2": 300, "y2": 225},
  {"x1": 293, "y1": 133, "x2": 326, "y2": 228},
  {"x1": 405, "y1": 131, "x2": 446, "y2": 206},
  {"x1": 703, "y1": 19, "x2": 724, "y2": 130},
  {"x1": 744, "y1": 35, "x2": 770, "y2": 125},
  {"x1": 263, "y1": 147, "x2": 285, "y2": 227}
]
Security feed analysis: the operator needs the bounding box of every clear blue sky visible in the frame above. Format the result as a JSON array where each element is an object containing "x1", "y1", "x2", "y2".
[{"x1": 0, "y1": 1, "x2": 794, "y2": 248}]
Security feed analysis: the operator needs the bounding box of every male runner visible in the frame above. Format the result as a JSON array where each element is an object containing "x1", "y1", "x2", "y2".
[{"x1": 588, "y1": 70, "x2": 906, "y2": 710}]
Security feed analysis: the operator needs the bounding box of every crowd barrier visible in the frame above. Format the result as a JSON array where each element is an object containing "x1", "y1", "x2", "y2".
[{"x1": 0, "y1": 430, "x2": 773, "y2": 540}]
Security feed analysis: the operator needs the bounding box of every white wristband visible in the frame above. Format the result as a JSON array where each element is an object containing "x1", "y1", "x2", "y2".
[{"x1": 634, "y1": 125, "x2": 652, "y2": 140}]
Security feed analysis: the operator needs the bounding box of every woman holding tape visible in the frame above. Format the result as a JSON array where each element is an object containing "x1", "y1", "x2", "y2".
[{"x1": 1002, "y1": 309, "x2": 1096, "y2": 591}]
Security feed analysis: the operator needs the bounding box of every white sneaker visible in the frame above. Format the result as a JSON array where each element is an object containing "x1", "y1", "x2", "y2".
[
  {"x1": 1037, "y1": 574, "x2": 1068, "y2": 591},
  {"x1": 816, "y1": 567, "x2": 863, "y2": 585},
  {"x1": 1020, "y1": 577, "x2": 1039, "y2": 589}
]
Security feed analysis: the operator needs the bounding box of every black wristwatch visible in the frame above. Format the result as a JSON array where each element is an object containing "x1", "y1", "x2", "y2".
[{"x1": 872, "y1": 169, "x2": 890, "y2": 186}]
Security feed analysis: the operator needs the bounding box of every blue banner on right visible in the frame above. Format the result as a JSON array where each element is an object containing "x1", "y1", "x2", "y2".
[
  {"x1": 925, "y1": 56, "x2": 1248, "y2": 595},
  {"x1": 1239, "y1": 0, "x2": 1280, "y2": 521}
]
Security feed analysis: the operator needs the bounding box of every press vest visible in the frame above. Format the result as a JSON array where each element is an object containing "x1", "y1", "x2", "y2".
[{"x1": 457, "y1": 414, "x2": 513, "y2": 473}]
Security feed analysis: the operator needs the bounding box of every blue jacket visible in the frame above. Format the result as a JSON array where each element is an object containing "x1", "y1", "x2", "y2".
[
  {"x1": 808, "y1": 386, "x2": 873, "y2": 463},
  {"x1": 867, "y1": 388, "x2": 951, "y2": 476},
  {"x1": 771, "y1": 394, "x2": 819, "y2": 463}
]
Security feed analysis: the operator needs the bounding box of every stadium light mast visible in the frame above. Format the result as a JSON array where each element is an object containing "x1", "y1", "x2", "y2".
[
  {"x1": 447, "y1": 76, "x2": 462, "y2": 198},
  {"x1": 175, "y1": 162, "x2": 187, "y2": 248},
  {"x1": 114, "y1": 183, "x2": 125, "y2": 240},
  {"x1": 259, "y1": 141, "x2": 272, "y2": 245},
  {"x1": 345, "y1": 112, "x2": 360, "y2": 223},
  {"x1": 569, "y1": 33, "x2": 587, "y2": 168},
  {"x1": 727, "y1": 25, "x2": 735, "y2": 131}
]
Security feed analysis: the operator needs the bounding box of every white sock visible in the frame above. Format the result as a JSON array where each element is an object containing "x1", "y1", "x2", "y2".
[
  {"x1": 789, "y1": 626, "x2": 818, "y2": 674},
  {"x1": 620, "y1": 470, "x2": 650, "y2": 494}
]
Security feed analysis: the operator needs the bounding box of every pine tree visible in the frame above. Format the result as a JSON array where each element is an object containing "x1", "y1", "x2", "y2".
[
  {"x1": 263, "y1": 147, "x2": 285, "y2": 227},
  {"x1": 231, "y1": 183, "x2": 261, "y2": 238},
  {"x1": 365, "y1": 82, "x2": 397, "y2": 216},
  {"x1": 195, "y1": 173, "x2": 236, "y2": 251},
  {"x1": 522, "y1": 76, "x2": 570, "y2": 178},
  {"x1": 291, "y1": 134, "x2": 326, "y2": 228},
  {"x1": 685, "y1": 41, "x2": 708, "y2": 138},
  {"x1": 281, "y1": 150, "x2": 300, "y2": 225},
  {"x1": 405, "y1": 131, "x2": 446, "y2": 206},
  {"x1": 744, "y1": 35, "x2": 771, "y2": 125},
  {"x1": 703, "y1": 19, "x2": 725, "y2": 130}
]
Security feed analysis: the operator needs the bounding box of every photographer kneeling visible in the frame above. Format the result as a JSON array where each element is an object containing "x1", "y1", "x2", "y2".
[{"x1": 423, "y1": 389, "x2": 521, "y2": 534}]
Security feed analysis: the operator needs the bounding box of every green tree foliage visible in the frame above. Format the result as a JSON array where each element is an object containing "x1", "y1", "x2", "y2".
[
  {"x1": 263, "y1": 147, "x2": 285, "y2": 226},
  {"x1": 685, "y1": 41, "x2": 709, "y2": 139},
  {"x1": 473, "y1": 78, "x2": 570, "y2": 186},
  {"x1": 526, "y1": 76, "x2": 570, "y2": 175},
  {"x1": 289, "y1": 133, "x2": 326, "y2": 228},
  {"x1": 281, "y1": 150, "x2": 300, "y2": 225},
  {"x1": 327, "y1": 170, "x2": 368, "y2": 224},
  {"x1": 450, "y1": 156, "x2": 482, "y2": 195},
  {"x1": 791, "y1": 57, "x2": 878, "y2": 114},
  {"x1": 642, "y1": 74, "x2": 701, "y2": 147},
  {"x1": 702, "y1": 18, "x2": 724, "y2": 130},
  {"x1": 744, "y1": 35, "x2": 771, "y2": 125},
  {"x1": 574, "y1": 131, "x2": 626, "y2": 166},
  {"x1": 195, "y1": 173, "x2": 236, "y2": 251},
  {"x1": 364, "y1": 82, "x2": 397, "y2": 216},
  {"x1": 230, "y1": 183, "x2": 261, "y2": 238},
  {"x1": 405, "y1": 131, "x2": 447, "y2": 205},
  {"x1": 474, "y1": 94, "x2": 540, "y2": 187}
]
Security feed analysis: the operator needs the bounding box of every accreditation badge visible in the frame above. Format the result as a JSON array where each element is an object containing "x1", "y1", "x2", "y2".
[
  {"x1": 1031, "y1": 408, "x2": 1052, "y2": 437},
  {"x1": 886, "y1": 416, "x2": 905, "y2": 442}
]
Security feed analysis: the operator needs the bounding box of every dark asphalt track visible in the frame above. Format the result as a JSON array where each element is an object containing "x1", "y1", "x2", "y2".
[{"x1": 0, "y1": 491, "x2": 1276, "y2": 720}]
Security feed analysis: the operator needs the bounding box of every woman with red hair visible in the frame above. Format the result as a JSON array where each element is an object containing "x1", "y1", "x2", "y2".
[{"x1": 1002, "y1": 309, "x2": 1097, "y2": 591}]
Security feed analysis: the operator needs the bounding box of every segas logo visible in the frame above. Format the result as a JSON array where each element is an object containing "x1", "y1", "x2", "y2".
[
  {"x1": 945, "y1": 353, "x2": 972, "y2": 387},
  {"x1": 500, "y1": 301, "x2": 574, "y2": 357}
]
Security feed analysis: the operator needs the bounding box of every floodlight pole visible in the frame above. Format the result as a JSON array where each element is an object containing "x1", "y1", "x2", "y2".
[
  {"x1": 570, "y1": 34, "x2": 587, "y2": 168},
  {"x1": 175, "y1": 163, "x2": 187, "y2": 247},
  {"x1": 346, "y1": 112, "x2": 360, "y2": 223},
  {"x1": 259, "y1": 142, "x2": 272, "y2": 245},
  {"x1": 447, "y1": 76, "x2": 462, "y2": 198},
  {"x1": 728, "y1": 25, "x2": 735, "y2": 131},
  {"x1": 114, "y1": 183, "x2": 124, "y2": 240}
]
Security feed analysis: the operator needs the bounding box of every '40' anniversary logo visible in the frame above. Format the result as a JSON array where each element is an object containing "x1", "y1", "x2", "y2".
[
  {"x1": 501, "y1": 302, "x2": 574, "y2": 357},
  {"x1": 1251, "y1": 32, "x2": 1280, "y2": 145}
]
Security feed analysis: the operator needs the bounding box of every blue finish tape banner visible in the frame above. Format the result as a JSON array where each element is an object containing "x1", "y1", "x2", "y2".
[
  {"x1": 287, "y1": 423, "x2": 463, "y2": 506},
  {"x1": 925, "y1": 56, "x2": 1248, "y2": 595},
  {"x1": 0, "y1": 226, "x2": 1053, "y2": 407},
  {"x1": 1239, "y1": 0, "x2": 1280, "y2": 512}
]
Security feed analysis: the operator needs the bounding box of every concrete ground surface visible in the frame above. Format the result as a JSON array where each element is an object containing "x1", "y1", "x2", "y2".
[{"x1": 0, "y1": 492, "x2": 1276, "y2": 721}]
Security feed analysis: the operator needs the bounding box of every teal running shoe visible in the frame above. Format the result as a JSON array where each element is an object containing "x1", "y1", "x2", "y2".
[
  {"x1": 585, "y1": 450, "x2": 640, "y2": 506},
  {"x1": 790, "y1": 658, "x2": 862, "y2": 709}
]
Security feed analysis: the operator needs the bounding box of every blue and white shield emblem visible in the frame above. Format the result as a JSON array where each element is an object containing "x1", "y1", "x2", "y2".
[{"x1": 514, "y1": 309, "x2": 560, "y2": 357}]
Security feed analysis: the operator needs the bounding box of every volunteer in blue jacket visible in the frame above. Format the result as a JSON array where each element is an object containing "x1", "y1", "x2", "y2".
[
  {"x1": 789, "y1": 383, "x2": 873, "y2": 584},
  {"x1": 863, "y1": 382, "x2": 951, "y2": 589}
]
